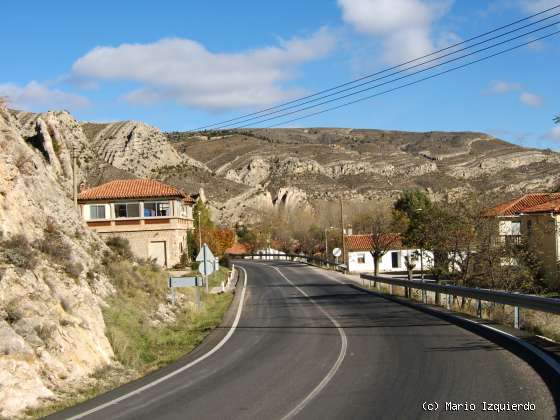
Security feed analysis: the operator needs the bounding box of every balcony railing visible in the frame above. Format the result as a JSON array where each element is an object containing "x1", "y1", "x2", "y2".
[{"x1": 500, "y1": 234, "x2": 522, "y2": 246}]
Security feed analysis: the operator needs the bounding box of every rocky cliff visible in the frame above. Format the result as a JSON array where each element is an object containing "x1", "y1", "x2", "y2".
[
  {"x1": 0, "y1": 105, "x2": 115, "y2": 417},
  {"x1": 166, "y1": 128, "x2": 560, "y2": 222}
]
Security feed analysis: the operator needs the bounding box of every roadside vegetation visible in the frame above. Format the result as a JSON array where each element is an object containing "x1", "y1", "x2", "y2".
[
  {"x1": 27, "y1": 237, "x2": 233, "y2": 419},
  {"x1": 233, "y1": 190, "x2": 560, "y2": 342}
]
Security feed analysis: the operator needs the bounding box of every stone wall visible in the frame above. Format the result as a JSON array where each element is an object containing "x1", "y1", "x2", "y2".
[{"x1": 98, "y1": 228, "x2": 189, "y2": 267}]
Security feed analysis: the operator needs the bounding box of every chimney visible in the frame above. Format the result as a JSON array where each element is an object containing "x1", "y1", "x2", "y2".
[
  {"x1": 345, "y1": 225, "x2": 353, "y2": 236},
  {"x1": 79, "y1": 181, "x2": 88, "y2": 192}
]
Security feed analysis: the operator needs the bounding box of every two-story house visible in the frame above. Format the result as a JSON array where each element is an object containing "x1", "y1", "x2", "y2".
[
  {"x1": 78, "y1": 179, "x2": 195, "y2": 267},
  {"x1": 487, "y1": 192, "x2": 560, "y2": 288}
]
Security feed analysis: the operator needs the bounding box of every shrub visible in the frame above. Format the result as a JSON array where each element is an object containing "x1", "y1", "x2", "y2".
[
  {"x1": 64, "y1": 261, "x2": 83, "y2": 280},
  {"x1": 220, "y1": 254, "x2": 231, "y2": 268},
  {"x1": 36, "y1": 229, "x2": 72, "y2": 263},
  {"x1": 0, "y1": 234, "x2": 39, "y2": 270},
  {"x1": 105, "y1": 237, "x2": 134, "y2": 260}
]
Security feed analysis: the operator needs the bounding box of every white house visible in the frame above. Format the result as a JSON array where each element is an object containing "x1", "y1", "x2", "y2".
[{"x1": 344, "y1": 234, "x2": 434, "y2": 274}]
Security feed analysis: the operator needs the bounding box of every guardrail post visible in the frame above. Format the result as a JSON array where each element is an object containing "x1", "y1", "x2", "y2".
[
  {"x1": 476, "y1": 299, "x2": 482, "y2": 318},
  {"x1": 514, "y1": 306, "x2": 520, "y2": 329},
  {"x1": 389, "y1": 284, "x2": 393, "y2": 295},
  {"x1": 447, "y1": 294, "x2": 452, "y2": 310},
  {"x1": 421, "y1": 289, "x2": 427, "y2": 304}
]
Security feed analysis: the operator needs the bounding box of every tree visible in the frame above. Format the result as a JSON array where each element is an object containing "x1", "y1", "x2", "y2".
[
  {"x1": 206, "y1": 228, "x2": 235, "y2": 257},
  {"x1": 188, "y1": 200, "x2": 215, "y2": 260},
  {"x1": 367, "y1": 208, "x2": 403, "y2": 276},
  {"x1": 393, "y1": 189, "x2": 432, "y2": 254},
  {"x1": 554, "y1": 114, "x2": 559, "y2": 124}
]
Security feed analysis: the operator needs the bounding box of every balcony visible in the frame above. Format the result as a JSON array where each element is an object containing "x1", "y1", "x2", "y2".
[
  {"x1": 500, "y1": 234, "x2": 522, "y2": 246},
  {"x1": 86, "y1": 216, "x2": 193, "y2": 232}
]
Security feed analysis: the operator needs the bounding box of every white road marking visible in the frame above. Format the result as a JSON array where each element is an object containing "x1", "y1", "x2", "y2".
[
  {"x1": 272, "y1": 266, "x2": 348, "y2": 420},
  {"x1": 67, "y1": 267, "x2": 249, "y2": 420}
]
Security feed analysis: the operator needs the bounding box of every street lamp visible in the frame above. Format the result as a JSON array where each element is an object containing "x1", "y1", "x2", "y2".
[{"x1": 325, "y1": 226, "x2": 335, "y2": 260}]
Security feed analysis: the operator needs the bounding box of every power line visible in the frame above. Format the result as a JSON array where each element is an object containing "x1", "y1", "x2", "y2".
[
  {"x1": 216, "y1": 13, "x2": 560, "y2": 129},
  {"x1": 264, "y1": 30, "x2": 560, "y2": 129},
  {"x1": 190, "y1": 3, "x2": 560, "y2": 131},
  {"x1": 221, "y1": 21, "x2": 560, "y2": 128}
]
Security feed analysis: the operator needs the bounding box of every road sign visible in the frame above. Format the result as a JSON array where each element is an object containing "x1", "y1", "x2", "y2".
[
  {"x1": 196, "y1": 244, "x2": 215, "y2": 262},
  {"x1": 168, "y1": 276, "x2": 203, "y2": 288},
  {"x1": 198, "y1": 260, "x2": 215, "y2": 276},
  {"x1": 332, "y1": 247, "x2": 342, "y2": 257}
]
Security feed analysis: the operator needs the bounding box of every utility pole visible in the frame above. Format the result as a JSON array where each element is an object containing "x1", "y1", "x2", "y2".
[
  {"x1": 340, "y1": 196, "x2": 346, "y2": 266},
  {"x1": 198, "y1": 211, "x2": 202, "y2": 250},
  {"x1": 72, "y1": 145, "x2": 78, "y2": 210}
]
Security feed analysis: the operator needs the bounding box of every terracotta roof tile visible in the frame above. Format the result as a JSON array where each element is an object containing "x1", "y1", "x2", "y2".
[
  {"x1": 78, "y1": 179, "x2": 194, "y2": 202},
  {"x1": 523, "y1": 198, "x2": 560, "y2": 214},
  {"x1": 344, "y1": 234, "x2": 403, "y2": 251},
  {"x1": 226, "y1": 243, "x2": 249, "y2": 255},
  {"x1": 486, "y1": 193, "x2": 560, "y2": 216}
]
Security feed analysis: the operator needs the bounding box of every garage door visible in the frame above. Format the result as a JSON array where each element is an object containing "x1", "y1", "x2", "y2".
[{"x1": 148, "y1": 241, "x2": 167, "y2": 267}]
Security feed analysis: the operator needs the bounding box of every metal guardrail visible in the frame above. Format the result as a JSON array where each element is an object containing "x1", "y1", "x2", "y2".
[
  {"x1": 228, "y1": 253, "x2": 560, "y2": 327},
  {"x1": 360, "y1": 274, "x2": 560, "y2": 328},
  {"x1": 229, "y1": 253, "x2": 347, "y2": 272}
]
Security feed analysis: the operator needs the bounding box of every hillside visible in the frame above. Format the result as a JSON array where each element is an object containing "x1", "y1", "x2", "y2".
[
  {"x1": 1, "y1": 106, "x2": 115, "y2": 417},
  {"x1": 164, "y1": 128, "x2": 560, "y2": 222},
  {"x1": 9, "y1": 108, "x2": 560, "y2": 225}
]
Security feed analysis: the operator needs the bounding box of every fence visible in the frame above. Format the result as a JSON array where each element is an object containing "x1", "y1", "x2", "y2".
[{"x1": 360, "y1": 274, "x2": 560, "y2": 328}]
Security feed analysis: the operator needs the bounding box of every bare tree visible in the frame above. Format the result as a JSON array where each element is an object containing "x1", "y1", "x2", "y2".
[{"x1": 367, "y1": 208, "x2": 402, "y2": 276}]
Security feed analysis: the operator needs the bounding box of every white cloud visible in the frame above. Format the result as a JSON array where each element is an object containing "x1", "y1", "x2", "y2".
[
  {"x1": 543, "y1": 126, "x2": 560, "y2": 141},
  {"x1": 486, "y1": 80, "x2": 522, "y2": 94},
  {"x1": 519, "y1": 91, "x2": 543, "y2": 107},
  {"x1": 0, "y1": 81, "x2": 90, "y2": 112},
  {"x1": 337, "y1": 0, "x2": 455, "y2": 64},
  {"x1": 518, "y1": 0, "x2": 558, "y2": 14},
  {"x1": 71, "y1": 28, "x2": 335, "y2": 110}
]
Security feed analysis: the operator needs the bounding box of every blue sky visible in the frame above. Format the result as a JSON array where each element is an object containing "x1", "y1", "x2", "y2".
[{"x1": 0, "y1": 0, "x2": 559, "y2": 148}]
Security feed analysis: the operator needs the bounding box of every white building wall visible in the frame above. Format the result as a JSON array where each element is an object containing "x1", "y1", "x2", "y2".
[{"x1": 348, "y1": 249, "x2": 434, "y2": 273}]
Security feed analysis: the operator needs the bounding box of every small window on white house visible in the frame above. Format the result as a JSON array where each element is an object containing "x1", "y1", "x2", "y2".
[
  {"x1": 144, "y1": 202, "x2": 170, "y2": 217},
  {"x1": 391, "y1": 251, "x2": 400, "y2": 268},
  {"x1": 511, "y1": 221, "x2": 521, "y2": 235},
  {"x1": 89, "y1": 205, "x2": 106, "y2": 219},
  {"x1": 357, "y1": 253, "x2": 366, "y2": 264},
  {"x1": 115, "y1": 203, "x2": 140, "y2": 218}
]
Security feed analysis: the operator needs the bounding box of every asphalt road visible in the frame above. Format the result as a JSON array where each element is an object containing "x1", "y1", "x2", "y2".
[{"x1": 50, "y1": 261, "x2": 559, "y2": 420}]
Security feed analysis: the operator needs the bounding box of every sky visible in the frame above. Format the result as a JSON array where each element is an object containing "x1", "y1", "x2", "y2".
[{"x1": 0, "y1": 0, "x2": 559, "y2": 149}]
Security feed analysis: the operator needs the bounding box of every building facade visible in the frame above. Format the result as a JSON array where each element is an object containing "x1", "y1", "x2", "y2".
[
  {"x1": 78, "y1": 179, "x2": 195, "y2": 267},
  {"x1": 344, "y1": 234, "x2": 434, "y2": 274},
  {"x1": 487, "y1": 193, "x2": 560, "y2": 289}
]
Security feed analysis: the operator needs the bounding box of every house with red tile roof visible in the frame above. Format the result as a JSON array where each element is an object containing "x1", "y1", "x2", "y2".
[
  {"x1": 78, "y1": 179, "x2": 195, "y2": 267},
  {"x1": 487, "y1": 193, "x2": 560, "y2": 288},
  {"x1": 344, "y1": 233, "x2": 433, "y2": 274}
]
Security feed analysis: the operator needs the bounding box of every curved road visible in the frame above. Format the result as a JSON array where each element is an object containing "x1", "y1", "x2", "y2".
[{"x1": 51, "y1": 261, "x2": 558, "y2": 419}]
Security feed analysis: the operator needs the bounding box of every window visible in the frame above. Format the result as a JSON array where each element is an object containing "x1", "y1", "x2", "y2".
[
  {"x1": 391, "y1": 251, "x2": 400, "y2": 268},
  {"x1": 144, "y1": 201, "x2": 170, "y2": 217},
  {"x1": 357, "y1": 253, "x2": 365, "y2": 264},
  {"x1": 89, "y1": 205, "x2": 106, "y2": 219},
  {"x1": 511, "y1": 221, "x2": 521, "y2": 235},
  {"x1": 115, "y1": 203, "x2": 140, "y2": 218}
]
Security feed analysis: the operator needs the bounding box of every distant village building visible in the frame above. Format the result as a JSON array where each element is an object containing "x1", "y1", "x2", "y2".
[
  {"x1": 487, "y1": 193, "x2": 560, "y2": 288},
  {"x1": 344, "y1": 234, "x2": 434, "y2": 274},
  {"x1": 78, "y1": 179, "x2": 195, "y2": 267}
]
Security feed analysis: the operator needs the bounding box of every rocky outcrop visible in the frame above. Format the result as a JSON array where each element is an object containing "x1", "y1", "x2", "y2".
[
  {"x1": 0, "y1": 104, "x2": 115, "y2": 418},
  {"x1": 83, "y1": 121, "x2": 206, "y2": 178}
]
